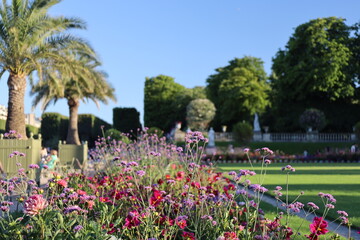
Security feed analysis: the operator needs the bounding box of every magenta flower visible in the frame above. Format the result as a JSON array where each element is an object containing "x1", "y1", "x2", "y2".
[
  {"x1": 307, "y1": 217, "x2": 328, "y2": 239},
  {"x1": 24, "y1": 195, "x2": 48, "y2": 216},
  {"x1": 29, "y1": 164, "x2": 40, "y2": 169}
]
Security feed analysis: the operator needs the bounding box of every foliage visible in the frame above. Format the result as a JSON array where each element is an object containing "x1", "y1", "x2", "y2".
[
  {"x1": 220, "y1": 163, "x2": 360, "y2": 228},
  {"x1": 113, "y1": 107, "x2": 142, "y2": 135},
  {"x1": 299, "y1": 108, "x2": 326, "y2": 131},
  {"x1": 206, "y1": 56, "x2": 270, "y2": 130},
  {"x1": 0, "y1": 119, "x2": 5, "y2": 133},
  {"x1": 269, "y1": 17, "x2": 360, "y2": 132},
  {"x1": 31, "y1": 52, "x2": 116, "y2": 145},
  {"x1": 147, "y1": 127, "x2": 164, "y2": 138},
  {"x1": 0, "y1": 132, "x2": 355, "y2": 239},
  {"x1": 0, "y1": 0, "x2": 96, "y2": 137},
  {"x1": 41, "y1": 113, "x2": 111, "y2": 147},
  {"x1": 41, "y1": 113, "x2": 66, "y2": 144},
  {"x1": 25, "y1": 125, "x2": 40, "y2": 138},
  {"x1": 186, "y1": 99, "x2": 216, "y2": 131},
  {"x1": 104, "y1": 128, "x2": 130, "y2": 143},
  {"x1": 233, "y1": 121, "x2": 253, "y2": 143},
  {"x1": 78, "y1": 114, "x2": 111, "y2": 147},
  {"x1": 144, "y1": 75, "x2": 208, "y2": 132}
]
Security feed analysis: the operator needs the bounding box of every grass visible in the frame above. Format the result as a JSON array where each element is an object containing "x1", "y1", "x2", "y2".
[
  {"x1": 218, "y1": 163, "x2": 360, "y2": 229},
  {"x1": 215, "y1": 141, "x2": 353, "y2": 155},
  {"x1": 260, "y1": 201, "x2": 347, "y2": 239}
]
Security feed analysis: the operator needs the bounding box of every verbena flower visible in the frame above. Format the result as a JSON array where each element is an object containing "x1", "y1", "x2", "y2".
[{"x1": 23, "y1": 195, "x2": 48, "y2": 216}]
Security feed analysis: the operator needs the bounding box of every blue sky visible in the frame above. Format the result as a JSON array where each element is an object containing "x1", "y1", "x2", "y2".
[{"x1": 0, "y1": 0, "x2": 359, "y2": 125}]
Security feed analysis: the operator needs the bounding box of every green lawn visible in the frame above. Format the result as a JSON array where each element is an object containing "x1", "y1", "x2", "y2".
[
  {"x1": 218, "y1": 163, "x2": 360, "y2": 228},
  {"x1": 260, "y1": 202, "x2": 347, "y2": 239},
  {"x1": 215, "y1": 141, "x2": 353, "y2": 155}
]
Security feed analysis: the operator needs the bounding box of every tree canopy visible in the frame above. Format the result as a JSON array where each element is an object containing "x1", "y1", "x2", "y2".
[
  {"x1": 144, "y1": 75, "x2": 206, "y2": 132},
  {"x1": 269, "y1": 17, "x2": 360, "y2": 132},
  {"x1": 206, "y1": 56, "x2": 270, "y2": 130},
  {"x1": 0, "y1": 0, "x2": 95, "y2": 138}
]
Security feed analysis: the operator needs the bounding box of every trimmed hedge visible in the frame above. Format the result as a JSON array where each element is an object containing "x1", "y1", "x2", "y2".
[
  {"x1": 41, "y1": 113, "x2": 111, "y2": 148},
  {"x1": 113, "y1": 107, "x2": 142, "y2": 135},
  {"x1": 1, "y1": 118, "x2": 40, "y2": 138}
]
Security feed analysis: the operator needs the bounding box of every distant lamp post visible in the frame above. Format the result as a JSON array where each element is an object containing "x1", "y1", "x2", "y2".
[{"x1": 222, "y1": 125, "x2": 227, "y2": 133}]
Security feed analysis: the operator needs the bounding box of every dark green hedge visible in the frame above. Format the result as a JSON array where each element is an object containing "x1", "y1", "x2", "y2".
[
  {"x1": 41, "y1": 113, "x2": 111, "y2": 147},
  {"x1": 113, "y1": 107, "x2": 142, "y2": 134},
  {"x1": 1, "y1": 118, "x2": 40, "y2": 138}
]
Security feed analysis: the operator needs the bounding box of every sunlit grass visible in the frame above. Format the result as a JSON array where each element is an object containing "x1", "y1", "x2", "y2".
[{"x1": 218, "y1": 163, "x2": 360, "y2": 228}]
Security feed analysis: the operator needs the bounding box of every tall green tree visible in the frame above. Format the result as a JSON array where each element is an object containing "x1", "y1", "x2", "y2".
[
  {"x1": 270, "y1": 17, "x2": 360, "y2": 132},
  {"x1": 144, "y1": 75, "x2": 186, "y2": 132},
  {"x1": 31, "y1": 54, "x2": 116, "y2": 145},
  {"x1": 206, "y1": 56, "x2": 270, "y2": 130},
  {"x1": 0, "y1": 0, "x2": 94, "y2": 138}
]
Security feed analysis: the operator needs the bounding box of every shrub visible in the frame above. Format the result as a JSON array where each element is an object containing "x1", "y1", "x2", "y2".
[
  {"x1": 26, "y1": 124, "x2": 40, "y2": 138},
  {"x1": 233, "y1": 121, "x2": 253, "y2": 143},
  {"x1": 186, "y1": 98, "x2": 216, "y2": 131},
  {"x1": 299, "y1": 108, "x2": 326, "y2": 132},
  {"x1": 104, "y1": 128, "x2": 130, "y2": 143},
  {"x1": 78, "y1": 114, "x2": 111, "y2": 147},
  {"x1": 113, "y1": 107, "x2": 142, "y2": 134},
  {"x1": 147, "y1": 127, "x2": 164, "y2": 138},
  {"x1": 41, "y1": 112, "x2": 67, "y2": 143},
  {"x1": 0, "y1": 119, "x2": 5, "y2": 133}
]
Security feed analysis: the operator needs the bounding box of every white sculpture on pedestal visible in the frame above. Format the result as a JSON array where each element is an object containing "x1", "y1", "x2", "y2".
[{"x1": 208, "y1": 127, "x2": 215, "y2": 147}]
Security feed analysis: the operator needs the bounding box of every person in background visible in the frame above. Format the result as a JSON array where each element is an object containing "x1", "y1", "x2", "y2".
[
  {"x1": 41, "y1": 149, "x2": 59, "y2": 170},
  {"x1": 40, "y1": 147, "x2": 48, "y2": 162}
]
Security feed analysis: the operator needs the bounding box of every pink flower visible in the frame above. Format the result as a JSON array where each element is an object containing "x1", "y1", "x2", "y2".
[
  {"x1": 57, "y1": 179, "x2": 68, "y2": 188},
  {"x1": 307, "y1": 217, "x2": 328, "y2": 239},
  {"x1": 24, "y1": 195, "x2": 48, "y2": 216}
]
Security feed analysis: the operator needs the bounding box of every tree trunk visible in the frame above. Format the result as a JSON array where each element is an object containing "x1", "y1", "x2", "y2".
[
  {"x1": 5, "y1": 73, "x2": 28, "y2": 139},
  {"x1": 66, "y1": 98, "x2": 81, "y2": 145}
]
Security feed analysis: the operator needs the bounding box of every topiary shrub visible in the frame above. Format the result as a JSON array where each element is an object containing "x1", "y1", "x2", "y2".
[
  {"x1": 26, "y1": 124, "x2": 40, "y2": 138},
  {"x1": 113, "y1": 107, "x2": 142, "y2": 134},
  {"x1": 186, "y1": 99, "x2": 216, "y2": 131},
  {"x1": 233, "y1": 121, "x2": 253, "y2": 143},
  {"x1": 299, "y1": 108, "x2": 326, "y2": 132},
  {"x1": 105, "y1": 128, "x2": 130, "y2": 144}
]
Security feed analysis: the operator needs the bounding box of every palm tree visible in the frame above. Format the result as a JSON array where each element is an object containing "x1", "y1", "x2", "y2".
[
  {"x1": 0, "y1": 0, "x2": 94, "y2": 138},
  {"x1": 31, "y1": 53, "x2": 116, "y2": 145}
]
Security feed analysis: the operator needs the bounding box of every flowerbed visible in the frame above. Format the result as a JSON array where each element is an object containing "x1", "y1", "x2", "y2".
[{"x1": 0, "y1": 130, "x2": 355, "y2": 239}]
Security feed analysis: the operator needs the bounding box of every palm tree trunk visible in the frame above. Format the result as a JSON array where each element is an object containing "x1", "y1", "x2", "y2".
[
  {"x1": 5, "y1": 73, "x2": 27, "y2": 139},
  {"x1": 66, "y1": 98, "x2": 81, "y2": 145}
]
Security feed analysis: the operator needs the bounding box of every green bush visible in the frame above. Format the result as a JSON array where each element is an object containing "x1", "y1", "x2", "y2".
[
  {"x1": 186, "y1": 99, "x2": 216, "y2": 131},
  {"x1": 113, "y1": 107, "x2": 142, "y2": 134},
  {"x1": 233, "y1": 121, "x2": 253, "y2": 143},
  {"x1": 105, "y1": 128, "x2": 130, "y2": 143},
  {"x1": 299, "y1": 108, "x2": 326, "y2": 132},
  {"x1": 41, "y1": 112, "x2": 66, "y2": 140},
  {"x1": 26, "y1": 124, "x2": 40, "y2": 138},
  {"x1": 0, "y1": 119, "x2": 5, "y2": 133},
  {"x1": 147, "y1": 127, "x2": 164, "y2": 138},
  {"x1": 78, "y1": 114, "x2": 111, "y2": 147}
]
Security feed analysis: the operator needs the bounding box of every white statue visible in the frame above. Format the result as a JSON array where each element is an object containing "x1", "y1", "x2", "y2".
[
  {"x1": 253, "y1": 113, "x2": 261, "y2": 132},
  {"x1": 208, "y1": 127, "x2": 215, "y2": 147}
]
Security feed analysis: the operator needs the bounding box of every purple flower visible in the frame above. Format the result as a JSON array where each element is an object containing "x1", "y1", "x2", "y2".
[
  {"x1": 307, "y1": 202, "x2": 319, "y2": 210},
  {"x1": 73, "y1": 225, "x2": 83, "y2": 233},
  {"x1": 29, "y1": 164, "x2": 40, "y2": 169},
  {"x1": 337, "y1": 210, "x2": 348, "y2": 217},
  {"x1": 136, "y1": 170, "x2": 146, "y2": 177}
]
